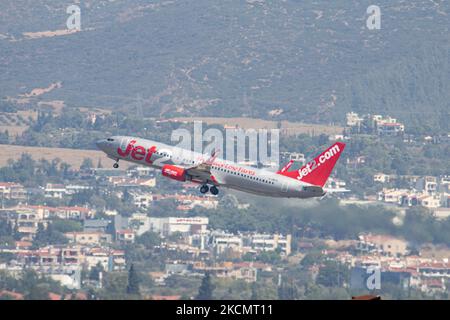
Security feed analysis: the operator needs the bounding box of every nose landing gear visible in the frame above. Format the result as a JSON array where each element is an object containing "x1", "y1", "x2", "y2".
[{"x1": 113, "y1": 159, "x2": 119, "y2": 169}]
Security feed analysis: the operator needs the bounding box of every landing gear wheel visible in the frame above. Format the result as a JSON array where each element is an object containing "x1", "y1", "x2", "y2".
[
  {"x1": 200, "y1": 185, "x2": 209, "y2": 194},
  {"x1": 113, "y1": 162, "x2": 119, "y2": 169},
  {"x1": 210, "y1": 186, "x2": 219, "y2": 195}
]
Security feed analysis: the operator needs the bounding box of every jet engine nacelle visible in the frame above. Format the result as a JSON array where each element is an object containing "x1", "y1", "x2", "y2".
[{"x1": 161, "y1": 164, "x2": 187, "y2": 182}]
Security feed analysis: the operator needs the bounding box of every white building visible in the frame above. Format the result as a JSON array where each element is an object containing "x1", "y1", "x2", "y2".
[
  {"x1": 132, "y1": 192, "x2": 154, "y2": 209},
  {"x1": 211, "y1": 231, "x2": 243, "y2": 254},
  {"x1": 44, "y1": 184, "x2": 67, "y2": 199},
  {"x1": 149, "y1": 217, "x2": 209, "y2": 236},
  {"x1": 246, "y1": 233, "x2": 292, "y2": 256}
]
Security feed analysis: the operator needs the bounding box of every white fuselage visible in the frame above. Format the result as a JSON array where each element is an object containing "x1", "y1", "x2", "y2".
[{"x1": 96, "y1": 136, "x2": 325, "y2": 198}]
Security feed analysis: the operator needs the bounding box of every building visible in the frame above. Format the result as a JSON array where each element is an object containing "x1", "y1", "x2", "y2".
[
  {"x1": 416, "y1": 176, "x2": 438, "y2": 195},
  {"x1": 65, "y1": 232, "x2": 112, "y2": 245},
  {"x1": 132, "y1": 192, "x2": 154, "y2": 209},
  {"x1": 246, "y1": 233, "x2": 292, "y2": 256},
  {"x1": 13, "y1": 210, "x2": 41, "y2": 240},
  {"x1": 357, "y1": 234, "x2": 409, "y2": 257},
  {"x1": 211, "y1": 231, "x2": 243, "y2": 255},
  {"x1": 44, "y1": 184, "x2": 67, "y2": 199},
  {"x1": 346, "y1": 112, "x2": 364, "y2": 127},
  {"x1": 0, "y1": 182, "x2": 27, "y2": 200},
  {"x1": 280, "y1": 152, "x2": 306, "y2": 165},
  {"x1": 83, "y1": 219, "x2": 110, "y2": 233},
  {"x1": 116, "y1": 229, "x2": 135, "y2": 243},
  {"x1": 19, "y1": 205, "x2": 95, "y2": 220},
  {"x1": 149, "y1": 217, "x2": 209, "y2": 236},
  {"x1": 377, "y1": 122, "x2": 405, "y2": 136},
  {"x1": 372, "y1": 115, "x2": 405, "y2": 136},
  {"x1": 128, "y1": 213, "x2": 151, "y2": 236}
]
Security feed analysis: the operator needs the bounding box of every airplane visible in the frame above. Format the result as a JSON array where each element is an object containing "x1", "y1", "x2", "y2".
[{"x1": 96, "y1": 136, "x2": 346, "y2": 199}]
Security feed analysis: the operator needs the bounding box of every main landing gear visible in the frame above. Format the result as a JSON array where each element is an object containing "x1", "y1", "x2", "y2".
[
  {"x1": 199, "y1": 185, "x2": 219, "y2": 195},
  {"x1": 113, "y1": 159, "x2": 119, "y2": 169},
  {"x1": 210, "y1": 186, "x2": 219, "y2": 195},
  {"x1": 200, "y1": 185, "x2": 209, "y2": 194}
]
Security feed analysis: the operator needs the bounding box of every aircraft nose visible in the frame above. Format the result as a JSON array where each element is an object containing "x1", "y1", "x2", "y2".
[{"x1": 96, "y1": 139, "x2": 108, "y2": 151}]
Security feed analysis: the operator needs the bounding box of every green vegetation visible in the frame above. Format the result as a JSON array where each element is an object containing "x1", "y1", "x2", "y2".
[
  {"x1": 32, "y1": 223, "x2": 68, "y2": 248},
  {"x1": 136, "y1": 231, "x2": 161, "y2": 250},
  {"x1": 195, "y1": 272, "x2": 215, "y2": 300},
  {"x1": 1, "y1": 1, "x2": 449, "y2": 132},
  {"x1": 126, "y1": 264, "x2": 141, "y2": 296},
  {"x1": 0, "y1": 153, "x2": 73, "y2": 187},
  {"x1": 0, "y1": 269, "x2": 68, "y2": 300}
]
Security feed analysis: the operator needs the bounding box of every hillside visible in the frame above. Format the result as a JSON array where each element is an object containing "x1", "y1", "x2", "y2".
[{"x1": 0, "y1": 0, "x2": 449, "y2": 129}]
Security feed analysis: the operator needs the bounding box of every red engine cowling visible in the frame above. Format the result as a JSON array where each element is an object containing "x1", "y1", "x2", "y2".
[{"x1": 161, "y1": 165, "x2": 187, "y2": 182}]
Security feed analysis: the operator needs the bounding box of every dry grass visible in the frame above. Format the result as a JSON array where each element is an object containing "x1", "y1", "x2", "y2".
[
  {"x1": 0, "y1": 144, "x2": 132, "y2": 169},
  {"x1": 169, "y1": 117, "x2": 343, "y2": 136},
  {"x1": 0, "y1": 126, "x2": 29, "y2": 136}
]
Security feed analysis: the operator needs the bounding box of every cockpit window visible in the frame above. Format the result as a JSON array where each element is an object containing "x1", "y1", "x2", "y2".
[{"x1": 107, "y1": 138, "x2": 114, "y2": 141}]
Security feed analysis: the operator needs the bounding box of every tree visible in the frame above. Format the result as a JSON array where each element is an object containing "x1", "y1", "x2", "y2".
[
  {"x1": 80, "y1": 158, "x2": 94, "y2": 170},
  {"x1": 89, "y1": 262, "x2": 104, "y2": 281},
  {"x1": 316, "y1": 261, "x2": 349, "y2": 287},
  {"x1": 33, "y1": 222, "x2": 68, "y2": 248},
  {"x1": 126, "y1": 264, "x2": 140, "y2": 296},
  {"x1": 250, "y1": 282, "x2": 258, "y2": 300},
  {"x1": 136, "y1": 231, "x2": 161, "y2": 249},
  {"x1": 196, "y1": 272, "x2": 215, "y2": 300},
  {"x1": 278, "y1": 280, "x2": 299, "y2": 300}
]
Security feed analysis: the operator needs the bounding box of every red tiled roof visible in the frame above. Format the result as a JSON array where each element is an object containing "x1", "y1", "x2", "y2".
[
  {"x1": 15, "y1": 241, "x2": 32, "y2": 248},
  {"x1": 0, "y1": 290, "x2": 24, "y2": 300},
  {"x1": 48, "y1": 292, "x2": 62, "y2": 300}
]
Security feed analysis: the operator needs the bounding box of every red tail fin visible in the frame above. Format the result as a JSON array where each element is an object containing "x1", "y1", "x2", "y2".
[{"x1": 278, "y1": 142, "x2": 346, "y2": 187}]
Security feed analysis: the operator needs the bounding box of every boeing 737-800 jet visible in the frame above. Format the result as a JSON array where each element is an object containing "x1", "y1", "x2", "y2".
[{"x1": 96, "y1": 136, "x2": 345, "y2": 199}]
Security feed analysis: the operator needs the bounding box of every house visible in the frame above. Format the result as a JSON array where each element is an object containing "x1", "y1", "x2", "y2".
[
  {"x1": 0, "y1": 182, "x2": 27, "y2": 200},
  {"x1": 115, "y1": 229, "x2": 135, "y2": 243},
  {"x1": 377, "y1": 122, "x2": 405, "y2": 136},
  {"x1": 211, "y1": 232, "x2": 243, "y2": 255},
  {"x1": 246, "y1": 233, "x2": 292, "y2": 256},
  {"x1": 357, "y1": 234, "x2": 409, "y2": 257},
  {"x1": 83, "y1": 219, "x2": 110, "y2": 233},
  {"x1": 148, "y1": 217, "x2": 209, "y2": 236},
  {"x1": 373, "y1": 115, "x2": 405, "y2": 136},
  {"x1": 131, "y1": 192, "x2": 154, "y2": 209},
  {"x1": 44, "y1": 184, "x2": 67, "y2": 199},
  {"x1": 416, "y1": 176, "x2": 438, "y2": 195},
  {"x1": 346, "y1": 112, "x2": 364, "y2": 128},
  {"x1": 128, "y1": 213, "x2": 151, "y2": 236},
  {"x1": 54, "y1": 206, "x2": 95, "y2": 220},
  {"x1": 373, "y1": 173, "x2": 393, "y2": 184},
  {"x1": 418, "y1": 195, "x2": 441, "y2": 209},
  {"x1": 14, "y1": 241, "x2": 32, "y2": 250},
  {"x1": 19, "y1": 205, "x2": 95, "y2": 220},
  {"x1": 65, "y1": 231, "x2": 112, "y2": 245},
  {"x1": 13, "y1": 210, "x2": 41, "y2": 240},
  {"x1": 84, "y1": 248, "x2": 111, "y2": 271}
]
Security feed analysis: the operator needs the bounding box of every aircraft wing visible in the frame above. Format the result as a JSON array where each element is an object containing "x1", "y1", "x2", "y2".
[{"x1": 183, "y1": 149, "x2": 221, "y2": 185}]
